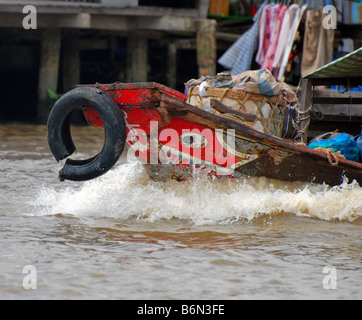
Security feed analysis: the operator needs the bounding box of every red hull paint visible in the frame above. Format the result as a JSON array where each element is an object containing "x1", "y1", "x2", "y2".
[{"x1": 81, "y1": 82, "x2": 362, "y2": 186}]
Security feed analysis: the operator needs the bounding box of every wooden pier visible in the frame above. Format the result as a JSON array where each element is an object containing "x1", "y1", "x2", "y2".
[
  {"x1": 1, "y1": 0, "x2": 361, "y2": 136},
  {"x1": 0, "y1": 0, "x2": 217, "y2": 122}
]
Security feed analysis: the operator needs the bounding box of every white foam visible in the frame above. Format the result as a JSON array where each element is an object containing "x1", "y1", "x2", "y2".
[{"x1": 30, "y1": 162, "x2": 362, "y2": 225}]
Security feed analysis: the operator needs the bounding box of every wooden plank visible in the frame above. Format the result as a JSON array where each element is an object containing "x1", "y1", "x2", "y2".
[
  {"x1": 0, "y1": 12, "x2": 91, "y2": 28},
  {"x1": 0, "y1": 4, "x2": 214, "y2": 33},
  {"x1": 210, "y1": 99, "x2": 257, "y2": 122},
  {"x1": 0, "y1": 3, "x2": 200, "y2": 18},
  {"x1": 90, "y1": 15, "x2": 197, "y2": 32},
  {"x1": 216, "y1": 31, "x2": 241, "y2": 42}
]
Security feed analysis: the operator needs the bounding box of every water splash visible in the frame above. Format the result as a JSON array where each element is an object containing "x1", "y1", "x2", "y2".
[{"x1": 30, "y1": 162, "x2": 362, "y2": 225}]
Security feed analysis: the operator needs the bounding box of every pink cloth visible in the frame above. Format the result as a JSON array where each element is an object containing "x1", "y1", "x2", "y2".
[
  {"x1": 261, "y1": 5, "x2": 288, "y2": 71},
  {"x1": 255, "y1": 5, "x2": 271, "y2": 65},
  {"x1": 273, "y1": 4, "x2": 299, "y2": 71}
]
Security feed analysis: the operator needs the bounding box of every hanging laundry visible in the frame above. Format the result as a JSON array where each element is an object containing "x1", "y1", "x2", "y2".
[
  {"x1": 218, "y1": 2, "x2": 267, "y2": 75},
  {"x1": 277, "y1": 4, "x2": 307, "y2": 81},
  {"x1": 261, "y1": 4, "x2": 288, "y2": 71},
  {"x1": 301, "y1": 7, "x2": 335, "y2": 77},
  {"x1": 254, "y1": 2, "x2": 307, "y2": 82},
  {"x1": 255, "y1": 4, "x2": 271, "y2": 66},
  {"x1": 283, "y1": 15, "x2": 305, "y2": 85},
  {"x1": 272, "y1": 4, "x2": 300, "y2": 73}
]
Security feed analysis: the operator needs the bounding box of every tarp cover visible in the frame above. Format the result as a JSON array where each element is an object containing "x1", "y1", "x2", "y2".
[{"x1": 303, "y1": 46, "x2": 362, "y2": 79}]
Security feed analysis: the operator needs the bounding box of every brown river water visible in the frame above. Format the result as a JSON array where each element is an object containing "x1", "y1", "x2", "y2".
[{"x1": 0, "y1": 122, "x2": 361, "y2": 300}]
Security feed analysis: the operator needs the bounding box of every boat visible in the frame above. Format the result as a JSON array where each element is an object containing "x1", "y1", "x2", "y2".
[{"x1": 47, "y1": 49, "x2": 362, "y2": 187}]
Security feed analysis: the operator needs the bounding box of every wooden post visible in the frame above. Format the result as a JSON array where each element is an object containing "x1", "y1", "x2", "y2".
[
  {"x1": 298, "y1": 78, "x2": 312, "y2": 143},
  {"x1": 62, "y1": 29, "x2": 80, "y2": 93},
  {"x1": 167, "y1": 41, "x2": 177, "y2": 89},
  {"x1": 126, "y1": 31, "x2": 148, "y2": 83},
  {"x1": 37, "y1": 28, "x2": 61, "y2": 123},
  {"x1": 196, "y1": 19, "x2": 217, "y2": 77}
]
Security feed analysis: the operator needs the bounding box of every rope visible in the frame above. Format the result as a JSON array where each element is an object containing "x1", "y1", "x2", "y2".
[
  {"x1": 292, "y1": 102, "x2": 311, "y2": 141},
  {"x1": 314, "y1": 147, "x2": 345, "y2": 167},
  {"x1": 326, "y1": 150, "x2": 340, "y2": 166},
  {"x1": 219, "y1": 88, "x2": 230, "y2": 101}
]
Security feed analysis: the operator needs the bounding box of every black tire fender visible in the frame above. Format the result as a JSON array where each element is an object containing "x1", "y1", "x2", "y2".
[{"x1": 47, "y1": 87, "x2": 126, "y2": 181}]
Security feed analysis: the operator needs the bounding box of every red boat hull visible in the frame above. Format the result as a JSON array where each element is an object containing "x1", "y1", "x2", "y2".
[{"x1": 79, "y1": 82, "x2": 362, "y2": 186}]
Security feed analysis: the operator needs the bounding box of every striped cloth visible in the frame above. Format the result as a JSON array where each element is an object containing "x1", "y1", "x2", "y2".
[
  {"x1": 303, "y1": 46, "x2": 362, "y2": 79},
  {"x1": 218, "y1": 2, "x2": 266, "y2": 75}
]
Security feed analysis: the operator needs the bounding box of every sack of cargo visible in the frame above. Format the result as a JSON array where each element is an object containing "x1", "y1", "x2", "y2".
[{"x1": 185, "y1": 69, "x2": 298, "y2": 138}]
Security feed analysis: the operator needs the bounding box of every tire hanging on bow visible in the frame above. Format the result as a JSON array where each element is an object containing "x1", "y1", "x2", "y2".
[{"x1": 47, "y1": 87, "x2": 126, "y2": 181}]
